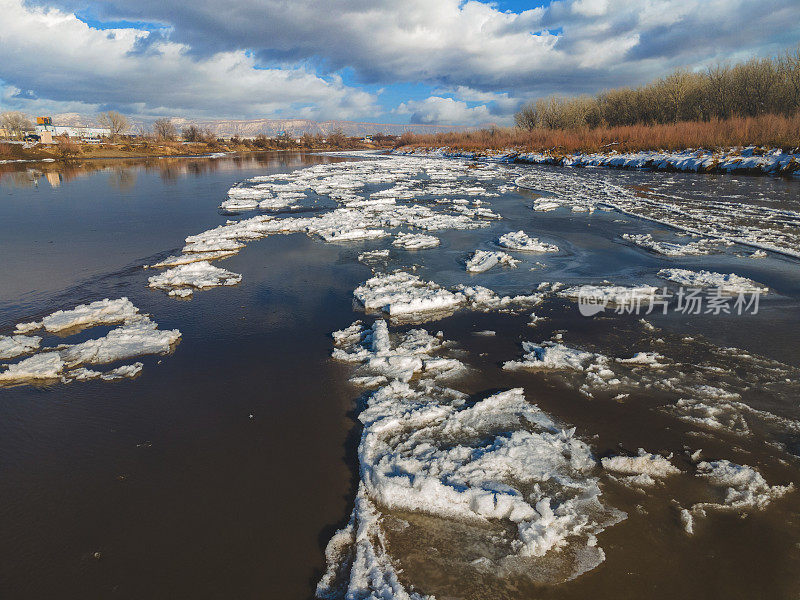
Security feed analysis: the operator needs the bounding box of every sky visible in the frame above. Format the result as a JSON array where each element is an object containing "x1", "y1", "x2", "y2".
[{"x1": 0, "y1": 0, "x2": 798, "y2": 126}]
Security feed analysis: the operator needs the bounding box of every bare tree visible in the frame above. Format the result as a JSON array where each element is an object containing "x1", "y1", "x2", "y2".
[
  {"x1": 327, "y1": 128, "x2": 347, "y2": 148},
  {"x1": 514, "y1": 102, "x2": 539, "y2": 130},
  {"x1": 1, "y1": 111, "x2": 33, "y2": 138},
  {"x1": 153, "y1": 118, "x2": 177, "y2": 141},
  {"x1": 182, "y1": 124, "x2": 202, "y2": 142},
  {"x1": 97, "y1": 111, "x2": 129, "y2": 139}
]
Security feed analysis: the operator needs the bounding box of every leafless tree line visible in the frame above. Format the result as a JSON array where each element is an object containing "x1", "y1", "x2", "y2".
[{"x1": 516, "y1": 47, "x2": 800, "y2": 130}]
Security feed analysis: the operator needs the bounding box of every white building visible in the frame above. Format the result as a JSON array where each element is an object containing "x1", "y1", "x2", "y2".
[{"x1": 35, "y1": 119, "x2": 110, "y2": 140}]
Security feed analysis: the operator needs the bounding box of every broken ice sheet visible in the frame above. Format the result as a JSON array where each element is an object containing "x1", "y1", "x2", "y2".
[{"x1": 1, "y1": 299, "x2": 180, "y2": 387}]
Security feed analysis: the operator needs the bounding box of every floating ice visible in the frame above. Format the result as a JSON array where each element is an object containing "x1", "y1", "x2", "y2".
[
  {"x1": 498, "y1": 231, "x2": 559, "y2": 253},
  {"x1": 1, "y1": 299, "x2": 180, "y2": 387},
  {"x1": 621, "y1": 233, "x2": 726, "y2": 256},
  {"x1": 602, "y1": 449, "x2": 680, "y2": 487},
  {"x1": 503, "y1": 341, "x2": 595, "y2": 371},
  {"x1": 148, "y1": 261, "x2": 242, "y2": 297},
  {"x1": 693, "y1": 460, "x2": 792, "y2": 511},
  {"x1": 466, "y1": 250, "x2": 519, "y2": 273},
  {"x1": 0, "y1": 352, "x2": 65, "y2": 383},
  {"x1": 354, "y1": 272, "x2": 463, "y2": 318},
  {"x1": 0, "y1": 335, "x2": 41, "y2": 360},
  {"x1": 657, "y1": 269, "x2": 768, "y2": 294},
  {"x1": 15, "y1": 297, "x2": 141, "y2": 334},
  {"x1": 393, "y1": 232, "x2": 440, "y2": 250},
  {"x1": 148, "y1": 250, "x2": 236, "y2": 269},
  {"x1": 332, "y1": 319, "x2": 463, "y2": 385},
  {"x1": 558, "y1": 284, "x2": 659, "y2": 306}
]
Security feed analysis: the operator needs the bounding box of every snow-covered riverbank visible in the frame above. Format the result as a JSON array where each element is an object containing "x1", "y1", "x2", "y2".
[{"x1": 396, "y1": 146, "x2": 800, "y2": 177}]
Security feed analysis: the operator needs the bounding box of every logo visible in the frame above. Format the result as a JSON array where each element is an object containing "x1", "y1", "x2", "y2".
[{"x1": 577, "y1": 286, "x2": 608, "y2": 316}]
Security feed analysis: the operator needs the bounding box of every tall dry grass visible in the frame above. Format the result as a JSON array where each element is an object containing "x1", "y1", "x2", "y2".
[{"x1": 400, "y1": 113, "x2": 800, "y2": 154}]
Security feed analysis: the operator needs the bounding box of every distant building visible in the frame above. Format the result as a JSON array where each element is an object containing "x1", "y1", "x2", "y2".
[{"x1": 35, "y1": 116, "x2": 110, "y2": 140}]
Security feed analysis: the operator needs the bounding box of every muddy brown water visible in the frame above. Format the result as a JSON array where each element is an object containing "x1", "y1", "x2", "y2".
[{"x1": 1, "y1": 152, "x2": 799, "y2": 599}]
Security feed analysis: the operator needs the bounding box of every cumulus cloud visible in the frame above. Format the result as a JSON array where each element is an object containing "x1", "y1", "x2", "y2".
[
  {"x1": 0, "y1": 0, "x2": 376, "y2": 119},
  {"x1": 4, "y1": 0, "x2": 800, "y2": 123},
  {"x1": 395, "y1": 96, "x2": 494, "y2": 126}
]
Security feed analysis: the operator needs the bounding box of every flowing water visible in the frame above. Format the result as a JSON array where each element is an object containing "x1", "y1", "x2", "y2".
[{"x1": 1, "y1": 152, "x2": 799, "y2": 599}]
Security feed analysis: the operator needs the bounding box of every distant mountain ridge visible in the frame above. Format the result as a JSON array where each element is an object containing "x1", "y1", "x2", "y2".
[{"x1": 48, "y1": 113, "x2": 486, "y2": 137}]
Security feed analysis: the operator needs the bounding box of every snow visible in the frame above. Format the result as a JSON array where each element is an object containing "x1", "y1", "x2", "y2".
[
  {"x1": 498, "y1": 230, "x2": 559, "y2": 253},
  {"x1": 657, "y1": 268, "x2": 768, "y2": 294},
  {"x1": 148, "y1": 261, "x2": 242, "y2": 296},
  {"x1": 466, "y1": 249, "x2": 519, "y2": 273},
  {"x1": 393, "y1": 232, "x2": 440, "y2": 249}
]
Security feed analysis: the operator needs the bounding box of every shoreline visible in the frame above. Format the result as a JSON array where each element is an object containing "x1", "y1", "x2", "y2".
[
  {"x1": 0, "y1": 142, "x2": 385, "y2": 165},
  {"x1": 395, "y1": 146, "x2": 800, "y2": 178}
]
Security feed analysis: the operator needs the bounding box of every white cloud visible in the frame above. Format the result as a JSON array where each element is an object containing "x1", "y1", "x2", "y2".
[
  {"x1": 0, "y1": 0, "x2": 377, "y2": 119},
  {"x1": 395, "y1": 96, "x2": 493, "y2": 126},
  {"x1": 3, "y1": 0, "x2": 800, "y2": 123}
]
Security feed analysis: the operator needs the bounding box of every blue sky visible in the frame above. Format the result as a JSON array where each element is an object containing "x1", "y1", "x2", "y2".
[{"x1": 1, "y1": 0, "x2": 798, "y2": 125}]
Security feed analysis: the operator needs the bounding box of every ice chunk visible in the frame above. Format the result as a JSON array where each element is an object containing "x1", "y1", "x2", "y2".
[
  {"x1": 621, "y1": 233, "x2": 725, "y2": 256},
  {"x1": 503, "y1": 341, "x2": 595, "y2": 371},
  {"x1": 148, "y1": 261, "x2": 242, "y2": 296},
  {"x1": 0, "y1": 352, "x2": 64, "y2": 383},
  {"x1": 498, "y1": 231, "x2": 559, "y2": 253},
  {"x1": 694, "y1": 460, "x2": 792, "y2": 511},
  {"x1": 2, "y1": 299, "x2": 180, "y2": 387},
  {"x1": 0, "y1": 335, "x2": 41, "y2": 359},
  {"x1": 58, "y1": 318, "x2": 181, "y2": 368},
  {"x1": 657, "y1": 269, "x2": 768, "y2": 294},
  {"x1": 147, "y1": 250, "x2": 236, "y2": 269},
  {"x1": 354, "y1": 272, "x2": 464, "y2": 317},
  {"x1": 602, "y1": 449, "x2": 680, "y2": 486},
  {"x1": 392, "y1": 232, "x2": 440, "y2": 250},
  {"x1": 15, "y1": 297, "x2": 141, "y2": 334},
  {"x1": 466, "y1": 250, "x2": 519, "y2": 273}
]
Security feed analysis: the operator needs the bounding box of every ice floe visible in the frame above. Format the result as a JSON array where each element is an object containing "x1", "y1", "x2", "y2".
[
  {"x1": 148, "y1": 261, "x2": 242, "y2": 297},
  {"x1": 621, "y1": 233, "x2": 727, "y2": 256},
  {"x1": 331, "y1": 319, "x2": 464, "y2": 385},
  {"x1": 354, "y1": 272, "x2": 463, "y2": 318},
  {"x1": 15, "y1": 297, "x2": 140, "y2": 334},
  {"x1": 466, "y1": 250, "x2": 519, "y2": 273},
  {"x1": 1, "y1": 299, "x2": 180, "y2": 387},
  {"x1": 657, "y1": 268, "x2": 768, "y2": 294},
  {"x1": 353, "y1": 271, "x2": 545, "y2": 323},
  {"x1": 0, "y1": 335, "x2": 41, "y2": 360},
  {"x1": 602, "y1": 449, "x2": 680, "y2": 487},
  {"x1": 693, "y1": 460, "x2": 792, "y2": 512},
  {"x1": 392, "y1": 232, "x2": 440, "y2": 250},
  {"x1": 498, "y1": 230, "x2": 559, "y2": 253}
]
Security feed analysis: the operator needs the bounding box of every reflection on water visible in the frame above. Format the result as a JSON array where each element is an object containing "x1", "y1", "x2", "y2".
[{"x1": 0, "y1": 151, "x2": 344, "y2": 190}]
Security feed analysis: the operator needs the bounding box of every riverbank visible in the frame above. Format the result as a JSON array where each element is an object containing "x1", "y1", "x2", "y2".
[
  {"x1": 0, "y1": 138, "x2": 383, "y2": 164},
  {"x1": 395, "y1": 145, "x2": 800, "y2": 177}
]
